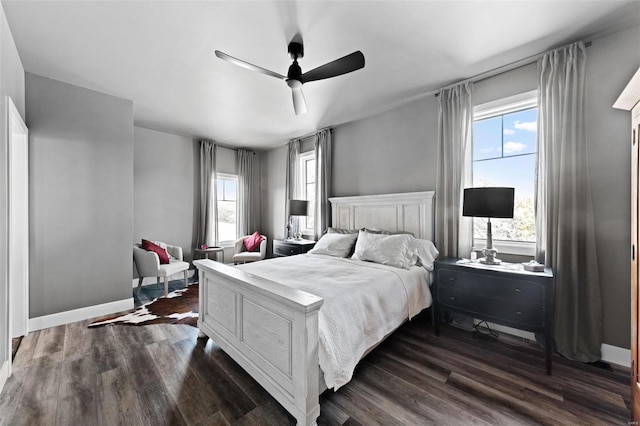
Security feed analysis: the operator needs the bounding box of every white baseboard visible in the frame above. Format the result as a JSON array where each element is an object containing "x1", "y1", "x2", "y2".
[
  {"x1": 0, "y1": 360, "x2": 10, "y2": 395},
  {"x1": 131, "y1": 270, "x2": 197, "y2": 288},
  {"x1": 476, "y1": 320, "x2": 631, "y2": 368},
  {"x1": 29, "y1": 298, "x2": 134, "y2": 332}
]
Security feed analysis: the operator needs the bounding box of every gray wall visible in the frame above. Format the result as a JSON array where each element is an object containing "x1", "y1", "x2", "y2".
[
  {"x1": 26, "y1": 73, "x2": 134, "y2": 318},
  {"x1": 134, "y1": 127, "x2": 198, "y2": 262},
  {"x1": 0, "y1": 1, "x2": 25, "y2": 377},
  {"x1": 587, "y1": 25, "x2": 640, "y2": 349},
  {"x1": 262, "y1": 24, "x2": 639, "y2": 349}
]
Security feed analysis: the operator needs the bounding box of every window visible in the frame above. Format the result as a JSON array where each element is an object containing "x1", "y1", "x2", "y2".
[
  {"x1": 299, "y1": 150, "x2": 316, "y2": 235},
  {"x1": 472, "y1": 91, "x2": 537, "y2": 255},
  {"x1": 217, "y1": 173, "x2": 237, "y2": 243}
]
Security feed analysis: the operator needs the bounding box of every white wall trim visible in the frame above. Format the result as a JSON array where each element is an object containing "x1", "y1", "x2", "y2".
[
  {"x1": 601, "y1": 344, "x2": 631, "y2": 368},
  {"x1": 0, "y1": 360, "x2": 10, "y2": 395},
  {"x1": 29, "y1": 298, "x2": 133, "y2": 332},
  {"x1": 478, "y1": 320, "x2": 631, "y2": 368}
]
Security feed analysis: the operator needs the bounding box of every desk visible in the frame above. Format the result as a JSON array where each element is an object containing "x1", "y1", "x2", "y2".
[{"x1": 194, "y1": 247, "x2": 224, "y2": 263}]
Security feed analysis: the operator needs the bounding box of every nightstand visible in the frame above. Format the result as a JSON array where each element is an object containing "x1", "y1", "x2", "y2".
[
  {"x1": 433, "y1": 257, "x2": 555, "y2": 374},
  {"x1": 273, "y1": 239, "x2": 316, "y2": 257}
]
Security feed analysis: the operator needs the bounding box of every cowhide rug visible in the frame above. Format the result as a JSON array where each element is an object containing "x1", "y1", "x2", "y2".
[{"x1": 89, "y1": 283, "x2": 199, "y2": 328}]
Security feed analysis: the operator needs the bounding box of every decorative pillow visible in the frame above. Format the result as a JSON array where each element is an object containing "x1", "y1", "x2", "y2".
[
  {"x1": 327, "y1": 227, "x2": 361, "y2": 234},
  {"x1": 243, "y1": 231, "x2": 264, "y2": 252},
  {"x1": 142, "y1": 239, "x2": 170, "y2": 264},
  {"x1": 410, "y1": 237, "x2": 439, "y2": 271},
  {"x1": 351, "y1": 231, "x2": 415, "y2": 269},
  {"x1": 364, "y1": 228, "x2": 415, "y2": 237},
  {"x1": 308, "y1": 233, "x2": 358, "y2": 257}
]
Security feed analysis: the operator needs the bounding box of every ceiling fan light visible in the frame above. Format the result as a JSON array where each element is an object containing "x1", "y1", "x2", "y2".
[{"x1": 291, "y1": 88, "x2": 307, "y2": 115}]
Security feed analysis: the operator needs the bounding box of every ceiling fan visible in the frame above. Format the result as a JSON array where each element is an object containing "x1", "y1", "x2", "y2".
[{"x1": 215, "y1": 40, "x2": 365, "y2": 115}]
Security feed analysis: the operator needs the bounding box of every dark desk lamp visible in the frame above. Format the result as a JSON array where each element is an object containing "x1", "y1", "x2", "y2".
[
  {"x1": 463, "y1": 187, "x2": 515, "y2": 265},
  {"x1": 288, "y1": 199, "x2": 309, "y2": 240}
]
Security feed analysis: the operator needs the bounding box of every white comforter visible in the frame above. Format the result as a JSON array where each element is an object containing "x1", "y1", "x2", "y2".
[{"x1": 236, "y1": 254, "x2": 432, "y2": 390}]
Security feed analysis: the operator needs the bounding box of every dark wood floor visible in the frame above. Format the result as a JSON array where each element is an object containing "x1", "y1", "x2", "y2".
[{"x1": 0, "y1": 312, "x2": 630, "y2": 425}]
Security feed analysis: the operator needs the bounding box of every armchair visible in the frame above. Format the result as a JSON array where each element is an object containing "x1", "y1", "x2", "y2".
[
  {"x1": 232, "y1": 234, "x2": 267, "y2": 264},
  {"x1": 133, "y1": 241, "x2": 190, "y2": 298}
]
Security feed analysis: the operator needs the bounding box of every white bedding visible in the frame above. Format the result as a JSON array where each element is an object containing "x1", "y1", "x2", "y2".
[{"x1": 236, "y1": 253, "x2": 432, "y2": 390}]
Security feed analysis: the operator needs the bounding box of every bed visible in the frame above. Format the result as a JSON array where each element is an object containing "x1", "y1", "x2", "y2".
[{"x1": 193, "y1": 191, "x2": 435, "y2": 426}]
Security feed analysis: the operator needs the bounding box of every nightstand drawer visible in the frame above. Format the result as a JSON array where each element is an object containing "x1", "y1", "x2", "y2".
[
  {"x1": 438, "y1": 287, "x2": 545, "y2": 328},
  {"x1": 273, "y1": 240, "x2": 316, "y2": 257},
  {"x1": 274, "y1": 244, "x2": 304, "y2": 257},
  {"x1": 437, "y1": 268, "x2": 544, "y2": 304}
]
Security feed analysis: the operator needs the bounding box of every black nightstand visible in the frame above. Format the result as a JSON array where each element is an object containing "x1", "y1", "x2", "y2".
[
  {"x1": 273, "y1": 239, "x2": 316, "y2": 257},
  {"x1": 434, "y1": 257, "x2": 555, "y2": 374}
]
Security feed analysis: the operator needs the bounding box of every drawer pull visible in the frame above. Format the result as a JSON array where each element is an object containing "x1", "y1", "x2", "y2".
[
  {"x1": 515, "y1": 288, "x2": 522, "y2": 293},
  {"x1": 516, "y1": 311, "x2": 523, "y2": 315},
  {"x1": 449, "y1": 277, "x2": 456, "y2": 281},
  {"x1": 449, "y1": 296, "x2": 456, "y2": 301}
]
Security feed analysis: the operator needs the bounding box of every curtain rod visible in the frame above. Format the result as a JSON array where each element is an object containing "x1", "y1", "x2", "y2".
[
  {"x1": 435, "y1": 40, "x2": 592, "y2": 96},
  {"x1": 291, "y1": 127, "x2": 332, "y2": 142}
]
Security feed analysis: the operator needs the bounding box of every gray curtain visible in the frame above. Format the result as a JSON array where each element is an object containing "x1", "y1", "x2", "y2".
[
  {"x1": 196, "y1": 141, "x2": 218, "y2": 247},
  {"x1": 435, "y1": 82, "x2": 474, "y2": 257},
  {"x1": 237, "y1": 149, "x2": 259, "y2": 237},
  {"x1": 314, "y1": 129, "x2": 332, "y2": 240},
  {"x1": 284, "y1": 139, "x2": 301, "y2": 239},
  {"x1": 536, "y1": 42, "x2": 602, "y2": 362}
]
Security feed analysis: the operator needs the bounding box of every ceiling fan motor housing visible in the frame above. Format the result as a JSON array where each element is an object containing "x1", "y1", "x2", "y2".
[{"x1": 288, "y1": 41, "x2": 304, "y2": 60}]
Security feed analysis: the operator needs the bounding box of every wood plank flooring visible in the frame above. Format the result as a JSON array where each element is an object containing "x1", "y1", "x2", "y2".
[{"x1": 0, "y1": 312, "x2": 630, "y2": 425}]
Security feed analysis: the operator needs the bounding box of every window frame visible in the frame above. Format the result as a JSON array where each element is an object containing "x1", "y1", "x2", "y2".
[
  {"x1": 216, "y1": 172, "x2": 238, "y2": 245},
  {"x1": 298, "y1": 150, "x2": 316, "y2": 237},
  {"x1": 472, "y1": 90, "x2": 538, "y2": 257}
]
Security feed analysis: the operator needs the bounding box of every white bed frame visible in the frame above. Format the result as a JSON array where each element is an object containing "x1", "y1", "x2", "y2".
[{"x1": 194, "y1": 191, "x2": 435, "y2": 426}]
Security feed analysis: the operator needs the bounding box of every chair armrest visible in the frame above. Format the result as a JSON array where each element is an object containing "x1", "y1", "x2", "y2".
[
  {"x1": 235, "y1": 236, "x2": 247, "y2": 253},
  {"x1": 165, "y1": 244, "x2": 183, "y2": 261},
  {"x1": 259, "y1": 236, "x2": 267, "y2": 258},
  {"x1": 133, "y1": 246, "x2": 160, "y2": 276}
]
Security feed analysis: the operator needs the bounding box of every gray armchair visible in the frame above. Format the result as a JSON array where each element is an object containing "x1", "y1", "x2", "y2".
[
  {"x1": 133, "y1": 242, "x2": 189, "y2": 297},
  {"x1": 232, "y1": 234, "x2": 267, "y2": 264}
]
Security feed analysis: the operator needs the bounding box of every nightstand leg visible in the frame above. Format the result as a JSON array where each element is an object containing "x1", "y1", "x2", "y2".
[{"x1": 433, "y1": 305, "x2": 440, "y2": 336}]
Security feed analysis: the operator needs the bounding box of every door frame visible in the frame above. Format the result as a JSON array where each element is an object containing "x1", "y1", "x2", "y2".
[{"x1": 6, "y1": 96, "x2": 28, "y2": 374}]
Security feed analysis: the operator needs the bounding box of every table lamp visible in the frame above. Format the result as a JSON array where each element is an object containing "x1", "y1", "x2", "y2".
[
  {"x1": 288, "y1": 199, "x2": 309, "y2": 240},
  {"x1": 463, "y1": 187, "x2": 515, "y2": 265}
]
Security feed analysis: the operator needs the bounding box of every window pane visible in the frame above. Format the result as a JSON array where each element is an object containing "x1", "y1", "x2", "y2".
[
  {"x1": 217, "y1": 179, "x2": 224, "y2": 199},
  {"x1": 502, "y1": 108, "x2": 537, "y2": 157},
  {"x1": 473, "y1": 154, "x2": 536, "y2": 242},
  {"x1": 306, "y1": 159, "x2": 316, "y2": 184},
  {"x1": 225, "y1": 179, "x2": 237, "y2": 201},
  {"x1": 306, "y1": 199, "x2": 315, "y2": 230},
  {"x1": 217, "y1": 200, "x2": 236, "y2": 242},
  {"x1": 473, "y1": 116, "x2": 502, "y2": 161}
]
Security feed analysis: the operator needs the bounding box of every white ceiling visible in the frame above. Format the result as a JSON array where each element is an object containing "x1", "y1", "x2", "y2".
[{"x1": 3, "y1": 1, "x2": 639, "y2": 150}]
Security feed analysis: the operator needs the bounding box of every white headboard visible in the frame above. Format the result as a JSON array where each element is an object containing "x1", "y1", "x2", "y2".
[{"x1": 328, "y1": 191, "x2": 435, "y2": 241}]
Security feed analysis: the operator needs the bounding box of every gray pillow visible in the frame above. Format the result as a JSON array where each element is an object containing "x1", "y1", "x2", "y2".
[{"x1": 327, "y1": 227, "x2": 361, "y2": 234}]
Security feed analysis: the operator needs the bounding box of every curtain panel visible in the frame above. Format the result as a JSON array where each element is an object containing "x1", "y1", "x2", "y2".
[
  {"x1": 196, "y1": 141, "x2": 218, "y2": 247},
  {"x1": 435, "y1": 82, "x2": 474, "y2": 258},
  {"x1": 284, "y1": 139, "x2": 301, "y2": 239},
  {"x1": 237, "y1": 149, "x2": 259, "y2": 237},
  {"x1": 314, "y1": 129, "x2": 332, "y2": 240},
  {"x1": 536, "y1": 41, "x2": 602, "y2": 362}
]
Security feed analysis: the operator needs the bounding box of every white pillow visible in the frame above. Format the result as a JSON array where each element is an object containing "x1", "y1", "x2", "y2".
[
  {"x1": 308, "y1": 232, "x2": 358, "y2": 258},
  {"x1": 410, "y1": 237, "x2": 439, "y2": 271},
  {"x1": 351, "y1": 230, "x2": 415, "y2": 269}
]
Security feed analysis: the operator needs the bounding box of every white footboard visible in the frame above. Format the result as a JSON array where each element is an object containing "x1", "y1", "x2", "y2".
[{"x1": 193, "y1": 259, "x2": 324, "y2": 426}]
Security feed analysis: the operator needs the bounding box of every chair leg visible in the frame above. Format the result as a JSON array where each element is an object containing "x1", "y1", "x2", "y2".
[
  {"x1": 164, "y1": 276, "x2": 169, "y2": 298},
  {"x1": 136, "y1": 277, "x2": 144, "y2": 295},
  {"x1": 184, "y1": 270, "x2": 189, "y2": 288}
]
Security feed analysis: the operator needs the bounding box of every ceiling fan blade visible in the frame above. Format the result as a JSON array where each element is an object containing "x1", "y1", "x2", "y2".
[
  {"x1": 301, "y1": 51, "x2": 365, "y2": 83},
  {"x1": 291, "y1": 88, "x2": 307, "y2": 115},
  {"x1": 215, "y1": 50, "x2": 286, "y2": 80}
]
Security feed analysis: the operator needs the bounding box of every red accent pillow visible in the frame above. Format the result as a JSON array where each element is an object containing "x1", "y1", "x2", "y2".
[
  {"x1": 243, "y1": 232, "x2": 263, "y2": 252},
  {"x1": 142, "y1": 239, "x2": 170, "y2": 264}
]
